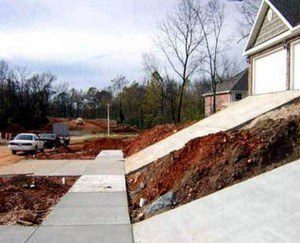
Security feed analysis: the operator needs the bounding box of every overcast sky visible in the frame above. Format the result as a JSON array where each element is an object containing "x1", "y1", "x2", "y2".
[{"x1": 0, "y1": 0, "x2": 247, "y2": 90}]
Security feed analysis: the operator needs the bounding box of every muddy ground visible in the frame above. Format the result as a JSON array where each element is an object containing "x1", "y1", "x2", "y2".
[
  {"x1": 0, "y1": 175, "x2": 78, "y2": 225},
  {"x1": 127, "y1": 107, "x2": 300, "y2": 222}
]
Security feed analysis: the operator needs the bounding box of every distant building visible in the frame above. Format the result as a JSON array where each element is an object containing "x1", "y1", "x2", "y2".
[{"x1": 203, "y1": 69, "x2": 248, "y2": 117}]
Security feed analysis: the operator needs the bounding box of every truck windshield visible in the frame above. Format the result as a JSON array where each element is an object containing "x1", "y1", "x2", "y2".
[{"x1": 15, "y1": 135, "x2": 33, "y2": 141}]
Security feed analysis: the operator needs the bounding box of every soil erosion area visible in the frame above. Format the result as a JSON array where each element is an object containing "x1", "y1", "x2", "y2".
[
  {"x1": 0, "y1": 175, "x2": 78, "y2": 225},
  {"x1": 127, "y1": 108, "x2": 300, "y2": 223}
]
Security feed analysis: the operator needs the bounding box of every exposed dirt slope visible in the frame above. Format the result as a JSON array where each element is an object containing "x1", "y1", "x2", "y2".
[
  {"x1": 127, "y1": 107, "x2": 300, "y2": 222},
  {"x1": 124, "y1": 122, "x2": 195, "y2": 157},
  {"x1": 0, "y1": 176, "x2": 77, "y2": 225}
]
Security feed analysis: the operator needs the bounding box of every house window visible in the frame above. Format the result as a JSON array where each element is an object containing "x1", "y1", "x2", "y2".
[{"x1": 235, "y1": 93, "x2": 242, "y2": 101}]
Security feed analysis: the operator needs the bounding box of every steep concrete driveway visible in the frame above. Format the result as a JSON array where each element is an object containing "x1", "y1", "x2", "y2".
[
  {"x1": 133, "y1": 160, "x2": 300, "y2": 243},
  {"x1": 126, "y1": 91, "x2": 300, "y2": 173}
]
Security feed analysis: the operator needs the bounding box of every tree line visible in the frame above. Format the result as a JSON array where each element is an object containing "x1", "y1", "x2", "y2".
[{"x1": 0, "y1": 60, "x2": 211, "y2": 130}]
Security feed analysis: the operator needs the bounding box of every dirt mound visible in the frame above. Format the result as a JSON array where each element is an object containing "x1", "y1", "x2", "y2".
[
  {"x1": 0, "y1": 176, "x2": 77, "y2": 225},
  {"x1": 29, "y1": 137, "x2": 133, "y2": 160},
  {"x1": 113, "y1": 124, "x2": 140, "y2": 134},
  {"x1": 46, "y1": 117, "x2": 139, "y2": 134},
  {"x1": 124, "y1": 122, "x2": 195, "y2": 157},
  {"x1": 127, "y1": 115, "x2": 300, "y2": 222}
]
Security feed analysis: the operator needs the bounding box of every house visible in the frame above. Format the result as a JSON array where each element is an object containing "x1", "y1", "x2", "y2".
[
  {"x1": 244, "y1": 0, "x2": 300, "y2": 95},
  {"x1": 203, "y1": 69, "x2": 248, "y2": 117}
]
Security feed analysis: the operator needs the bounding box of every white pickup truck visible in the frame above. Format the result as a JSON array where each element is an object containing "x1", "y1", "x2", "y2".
[{"x1": 9, "y1": 133, "x2": 44, "y2": 155}]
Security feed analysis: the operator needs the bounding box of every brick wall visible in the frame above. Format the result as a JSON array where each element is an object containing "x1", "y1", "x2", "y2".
[
  {"x1": 205, "y1": 93, "x2": 230, "y2": 117},
  {"x1": 247, "y1": 34, "x2": 300, "y2": 95}
]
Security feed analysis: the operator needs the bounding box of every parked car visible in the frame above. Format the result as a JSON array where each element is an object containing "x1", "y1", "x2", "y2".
[
  {"x1": 9, "y1": 133, "x2": 44, "y2": 155},
  {"x1": 39, "y1": 133, "x2": 60, "y2": 148}
]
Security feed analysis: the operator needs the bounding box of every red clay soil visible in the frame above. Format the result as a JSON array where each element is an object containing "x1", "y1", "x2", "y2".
[
  {"x1": 28, "y1": 137, "x2": 134, "y2": 160},
  {"x1": 27, "y1": 122, "x2": 194, "y2": 160},
  {"x1": 127, "y1": 115, "x2": 300, "y2": 222},
  {"x1": 0, "y1": 176, "x2": 78, "y2": 225},
  {"x1": 124, "y1": 122, "x2": 195, "y2": 157},
  {"x1": 46, "y1": 117, "x2": 139, "y2": 134}
]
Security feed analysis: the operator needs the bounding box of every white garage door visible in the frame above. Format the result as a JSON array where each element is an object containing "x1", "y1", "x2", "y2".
[
  {"x1": 253, "y1": 48, "x2": 287, "y2": 95},
  {"x1": 292, "y1": 41, "x2": 300, "y2": 89}
]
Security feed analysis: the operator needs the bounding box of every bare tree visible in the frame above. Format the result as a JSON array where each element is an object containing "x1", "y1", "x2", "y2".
[
  {"x1": 156, "y1": 0, "x2": 204, "y2": 123},
  {"x1": 142, "y1": 53, "x2": 160, "y2": 75},
  {"x1": 191, "y1": 0, "x2": 226, "y2": 114},
  {"x1": 236, "y1": 0, "x2": 260, "y2": 41},
  {"x1": 218, "y1": 56, "x2": 240, "y2": 82}
]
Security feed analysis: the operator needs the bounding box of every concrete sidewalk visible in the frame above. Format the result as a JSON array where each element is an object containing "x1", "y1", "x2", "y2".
[
  {"x1": 0, "y1": 151, "x2": 133, "y2": 243},
  {"x1": 125, "y1": 90, "x2": 300, "y2": 174}
]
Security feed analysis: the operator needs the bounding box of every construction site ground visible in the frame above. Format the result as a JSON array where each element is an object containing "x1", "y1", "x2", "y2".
[
  {"x1": 1, "y1": 94, "x2": 300, "y2": 241},
  {"x1": 0, "y1": 122, "x2": 189, "y2": 167},
  {"x1": 0, "y1": 134, "x2": 133, "y2": 167},
  {"x1": 0, "y1": 146, "x2": 24, "y2": 168},
  {"x1": 0, "y1": 176, "x2": 78, "y2": 226},
  {"x1": 0, "y1": 122, "x2": 190, "y2": 231}
]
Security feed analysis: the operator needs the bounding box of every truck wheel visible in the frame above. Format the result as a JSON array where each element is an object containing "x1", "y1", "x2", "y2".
[
  {"x1": 40, "y1": 148, "x2": 45, "y2": 153},
  {"x1": 12, "y1": 151, "x2": 17, "y2": 155}
]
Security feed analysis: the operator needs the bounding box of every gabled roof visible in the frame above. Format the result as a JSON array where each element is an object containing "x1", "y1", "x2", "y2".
[
  {"x1": 269, "y1": 0, "x2": 300, "y2": 27},
  {"x1": 203, "y1": 69, "x2": 248, "y2": 96},
  {"x1": 244, "y1": 0, "x2": 300, "y2": 55}
]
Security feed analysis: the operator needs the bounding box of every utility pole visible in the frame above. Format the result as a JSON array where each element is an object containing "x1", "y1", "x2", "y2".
[{"x1": 107, "y1": 103, "x2": 110, "y2": 136}]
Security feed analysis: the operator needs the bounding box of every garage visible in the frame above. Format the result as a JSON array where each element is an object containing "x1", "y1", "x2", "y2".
[
  {"x1": 292, "y1": 41, "x2": 300, "y2": 89},
  {"x1": 253, "y1": 48, "x2": 287, "y2": 95}
]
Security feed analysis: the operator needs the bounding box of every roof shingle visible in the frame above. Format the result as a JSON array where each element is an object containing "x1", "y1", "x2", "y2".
[
  {"x1": 203, "y1": 69, "x2": 248, "y2": 96},
  {"x1": 269, "y1": 0, "x2": 300, "y2": 27}
]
